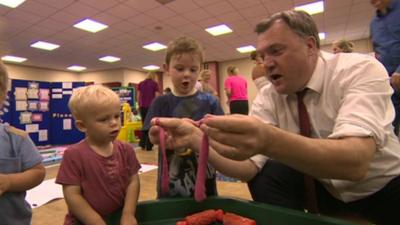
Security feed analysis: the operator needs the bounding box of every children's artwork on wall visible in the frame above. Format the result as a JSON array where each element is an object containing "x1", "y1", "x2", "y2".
[
  {"x1": 38, "y1": 129, "x2": 48, "y2": 141},
  {"x1": 28, "y1": 101, "x2": 38, "y2": 111},
  {"x1": 39, "y1": 89, "x2": 50, "y2": 101},
  {"x1": 14, "y1": 87, "x2": 27, "y2": 100},
  {"x1": 52, "y1": 88, "x2": 62, "y2": 93},
  {"x1": 52, "y1": 94, "x2": 62, "y2": 99},
  {"x1": 28, "y1": 82, "x2": 39, "y2": 89},
  {"x1": 62, "y1": 82, "x2": 72, "y2": 89},
  {"x1": 38, "y1": 101, "x2": 49, "y2": 112},
  {"x1": 25, "y1": 123, "x2": 39, "y2": 133},
  {"x1": 63, "y1": 118, "x2": 72, "y2": 130},
  {"x1": 15, "y1": 101, "x2": 28, "y2": 111},
  {"x1": 31, "y1": 113, "x2": 43, "y2": 122},
  {"x1": 62, "y1": 90, "x2": 72, "y2": 95},
  {"x1": 27, "y1": 88, "x2": 39, "y2": 99},
  {"x1": 19, "y1": 112, "x2": 32, "y2": 124}
]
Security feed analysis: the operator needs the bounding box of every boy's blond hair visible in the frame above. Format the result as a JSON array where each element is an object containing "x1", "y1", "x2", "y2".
[
  {"x1": 165, "y1": 36, "x2": 204, "y2": 65},
  {"x1": 0, "y1": 62, "x2": 8, "y2": 104},
  {"x1": 68, "y1": 85, "x2": 120, "y2": 120}
]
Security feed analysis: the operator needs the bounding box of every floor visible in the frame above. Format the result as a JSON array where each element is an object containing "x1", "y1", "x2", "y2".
[{"x1": 31, "y1": 147, "x2": 252, "y2": 225}]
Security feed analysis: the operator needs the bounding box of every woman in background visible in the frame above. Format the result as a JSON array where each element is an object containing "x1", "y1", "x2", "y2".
[
  {"x1": 332, "y1": 40, "x2": 355, "y2": 53},
  {"x1": 199, "y1": 69, "x2": 218, "y2": 97},
  {"x1": 224, "y1": 66, "x2": 248, "y2": 115},
  {"x1": 137, "y1": 72, "x2": 160, "y2": 150}
]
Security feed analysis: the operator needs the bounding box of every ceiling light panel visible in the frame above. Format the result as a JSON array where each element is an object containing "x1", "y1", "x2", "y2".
[
  {"x1": 1, "y1": 55, "x2": 27, "y2": 63},
  {"x1": 294, "y1": 1, "x2": 324, "y2": 15},
  {"x1": 67, "y1": 65, "x2": 86, "y2": 72},
  {"x1": 30, "y1": 41, "x2": 60, "y2": 51},
  {"x1": 73, "y1": 19, "x2": 108, "y2": 33},
  {"x1": 319, "y1": 32, "x2": 326, "y2": 40},
  {"x1": 142, "y1": 65, "x2": 160, "y2": 71},
  {"x1": 99, "y1": 56, "x2": 121, "y2": 63},
  {"x1": 236, "y1": 45, "x2": 256, "y2": 53},
  {"x1": 0, "y1": 0, "x2": 25, "y2": 8},
  {"x1": 142, "y1": 42, "x2": 167, "y2": 51},
  {"x1": 205, "y1": 24, "x2": 233, "y2": 36}
]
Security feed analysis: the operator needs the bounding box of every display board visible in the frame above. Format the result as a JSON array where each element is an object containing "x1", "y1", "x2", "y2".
[
  {"x1": 49, "y1": 81, "x2": 86, "y2": 145},
  {"x1": 9, "y1": 79, "x2": 51, "y2": 145}
]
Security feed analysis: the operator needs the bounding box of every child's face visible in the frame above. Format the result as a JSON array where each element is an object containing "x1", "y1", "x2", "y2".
[
  {"x1": 78, "y1": 100, "x2": 121, "y2": 144},
  {"x1": 164, "y1": 53, "x2": 201, "y2": 96}
]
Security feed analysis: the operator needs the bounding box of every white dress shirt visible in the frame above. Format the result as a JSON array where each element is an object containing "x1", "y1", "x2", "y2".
[{"x1": 250, "y1": 51, "x2": 400, "y2": 202}]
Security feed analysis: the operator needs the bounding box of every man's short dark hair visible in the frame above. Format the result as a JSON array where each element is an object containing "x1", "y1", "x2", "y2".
[{"x1": 255, "y1": 10, "x2": 320, "y2": 48}]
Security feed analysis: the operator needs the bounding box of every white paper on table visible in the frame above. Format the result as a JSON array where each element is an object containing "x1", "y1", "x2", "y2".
[
  {"x1": 63, "y1": 119, "x2": 72, "y2": 130},
  {"x1": 14, "y1": 87, "x2": 27, "y2": 100},
  {"x1": 52, "y1": 94, "x2": 62, "y2": 99},
  {"x1": 38, "y1": 129, "x2": 48, "y2": 141},
  {"x1": 25, "y1": 124, "x2": 39, "y2": 133},
  {"x1": 26, "y1": 178, "x2": 63, "y2": 208},
  {"x1": 16, "y1": 101, "x2": 28, "y2": 111},
  {"x1": 138, "y1": 164, "x2": 158, "y2": 174},
  {"x1": 62, "y1": 82, "x2": 72, "y2": 89}
]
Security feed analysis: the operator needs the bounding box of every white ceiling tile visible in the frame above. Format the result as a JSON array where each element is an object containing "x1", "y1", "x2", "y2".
[
  {"x1": 79, "y1": 0, "x2": 119, "y2": 11},
  {"x1": 127, "y1": 13, "x2": 158, "y2": 27},
  {"x1": 167, "y1": 0, "x2": 199, "y2": 14},
  {"x1": 182, "y1": 8, "x2": 210, "y2": 22},
  {"x1": 145, "y1": 6, "x2": 177, "y2": 20},
  {"x1": 124, "y1": 0, "x2": 161, "y2": 12},
  {"x1": 205, "y1": 1, "x2": 235, "y2": 16},
  {"x1": 35, "y1": 0, "x2": 76, "y2": 10},
  {"x1": 107, "y1": 3, "x2": 141, "y2": 20},
  {"x1": 18, "y1": 1, "x2": 59, "y2": 17},
  {"x1": 63, "y1": 1, "x2": 100, "y2": 18},
  {"x1": 161, "y1": 15, "x2": 191, "y2": 27}
]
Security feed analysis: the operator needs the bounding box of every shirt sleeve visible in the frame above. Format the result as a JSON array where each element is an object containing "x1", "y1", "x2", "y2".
[
  {"x1": 17, "y1": 135, "x2": 42, "y2": 171},
  {"x1": 329, "y1": 56, "x2": 394, "y2": 148},
  {"x1": 224, "y1": 77, "x2": 231, "y2": 90},
  {"x1": 56, "y1": 147, "x2": 82, "y2": 185}
]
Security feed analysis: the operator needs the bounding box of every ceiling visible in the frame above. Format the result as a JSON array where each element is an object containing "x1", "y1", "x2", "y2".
[{"x1": 0, "y1": 0, "x2": 374, "y2": 72}]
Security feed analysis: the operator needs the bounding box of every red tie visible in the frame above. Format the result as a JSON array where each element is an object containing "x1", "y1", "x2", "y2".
[{"x1": 297, "y1": 89, "x2": 319, "y2": 213}]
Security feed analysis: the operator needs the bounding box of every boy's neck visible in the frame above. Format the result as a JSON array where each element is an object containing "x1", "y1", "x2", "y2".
[
  {"x1": 86, "y1": 138, "x2": 114, "y2": 157},
  {"x1": 172, "y1": 88, "x2": 197, "y2": 97}
]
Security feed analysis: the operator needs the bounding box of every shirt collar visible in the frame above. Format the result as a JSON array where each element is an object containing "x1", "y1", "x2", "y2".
[{"x1": 303, "y1": 51, "x2": 325, "y2": 95}]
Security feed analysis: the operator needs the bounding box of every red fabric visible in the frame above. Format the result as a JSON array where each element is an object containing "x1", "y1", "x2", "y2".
[
  {"x1": 222, "y1": 213, "x2": 257, "y2": 225},
  {"x1": 297, "y1": 90, "x2": 319, "y2": 213},
  {"x1": 184, "y1": 210, "x2": 217, "y2": 225},
  {"x1": 56, "y1": 140, "x2": 141, "y2": 225}
]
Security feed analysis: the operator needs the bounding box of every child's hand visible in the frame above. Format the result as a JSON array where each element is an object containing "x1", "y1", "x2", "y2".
[
  {"x1": 0, "y1": 173, "x2": 11, "y2": 196},
  {"x1": 120, "y1": 212, "x2": 137, "y2": 225}
]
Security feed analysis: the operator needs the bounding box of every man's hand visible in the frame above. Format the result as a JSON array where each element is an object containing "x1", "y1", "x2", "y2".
[
  {"x1": 390, "y1": 72, "x2": 400, "y2": 90},
  {"x1": 201, "y1": 114, "x2": 268, "y2": 161},
  {"x1": 0, "y1": 173, "x2": 11, "y2": 196},
  {"x1": 149, "y1": 118, "x2": 203, "y2": 151}
]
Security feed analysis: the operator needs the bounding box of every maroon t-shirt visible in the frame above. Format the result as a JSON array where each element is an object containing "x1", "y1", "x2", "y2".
[{"x1": 56, "y1": 140, "x2": 141, "y2": 225}]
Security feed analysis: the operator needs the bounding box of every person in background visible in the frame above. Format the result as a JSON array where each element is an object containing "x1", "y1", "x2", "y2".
[
  {"x1": 163, "y1": 87, "x2": 172, "y2": 95},
  {"x1": 0, "y1": 63, "x2": 46, "y2": 225},
  {"x1": 149, "y1": 10, "x2": 400, "y2": 225},
  {"x1": 250, "y1": 51, "x2": 269, "y2": 90},
  {"x1": 56, "y1": 85, "x2": 141, "y2": 225},
  {"x1": 331, "y1": 40, "x2": 355, "y2": 54},
  {"x1": 224, "y1": 66, "x2": 248, "y2": 115},
  {"x1": 199, "y1": 69, "x2": 218, "y2": 97},
  {"x1": 370, "y1": 0, "x2": 400, "y2": 135},
  {"x1": 144, "y1": 36, "x2": 224, "y2": 199},
  {"x1": 137, "y1": 72, "x2": 160, "y2": 151}
]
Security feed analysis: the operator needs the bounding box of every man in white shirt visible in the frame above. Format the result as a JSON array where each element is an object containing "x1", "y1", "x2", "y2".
[{"x1": 149, "y1": 10, "x2": 400, "y2": 224}]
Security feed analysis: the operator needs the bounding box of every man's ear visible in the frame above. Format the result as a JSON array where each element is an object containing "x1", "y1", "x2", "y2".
[
  {"x1": 305, "y1": 36, "x2": 318, "y2": 56},
  {"x1": 75, "y1": 120, "x2": 86, "y2": 133}
]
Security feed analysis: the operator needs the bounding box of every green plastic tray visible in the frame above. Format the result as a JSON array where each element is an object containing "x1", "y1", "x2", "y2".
[{"x1": 105, "y1": 197, "x2": 355, "y2": 225}]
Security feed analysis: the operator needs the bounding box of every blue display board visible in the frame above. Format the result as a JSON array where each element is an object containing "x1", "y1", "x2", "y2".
[
  {"x1": 9, "y1": 79, "x2": 51, "y2": 146},
  {"x1": 49, "y1": 82, "x2": 85, "y2": 145}
]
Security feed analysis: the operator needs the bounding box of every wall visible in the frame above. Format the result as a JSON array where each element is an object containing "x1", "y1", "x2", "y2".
[
  {"x1": 5, "y1": 64, "x2": 78, "y2": 82},
  {"x1": 123, "y1": 69, "x2": 147, "y2": 86}
]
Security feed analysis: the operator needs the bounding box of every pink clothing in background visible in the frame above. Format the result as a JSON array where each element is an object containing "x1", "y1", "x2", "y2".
[
  {"x1": 56, "y1": 140, "x2": 141, "y2": 225},
  {"x1": 138, "y1": 79, "x2": 159, "y2": 107},
  {"x1": 224, "y1": 75, "x2": 248, "y2": 101}
]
